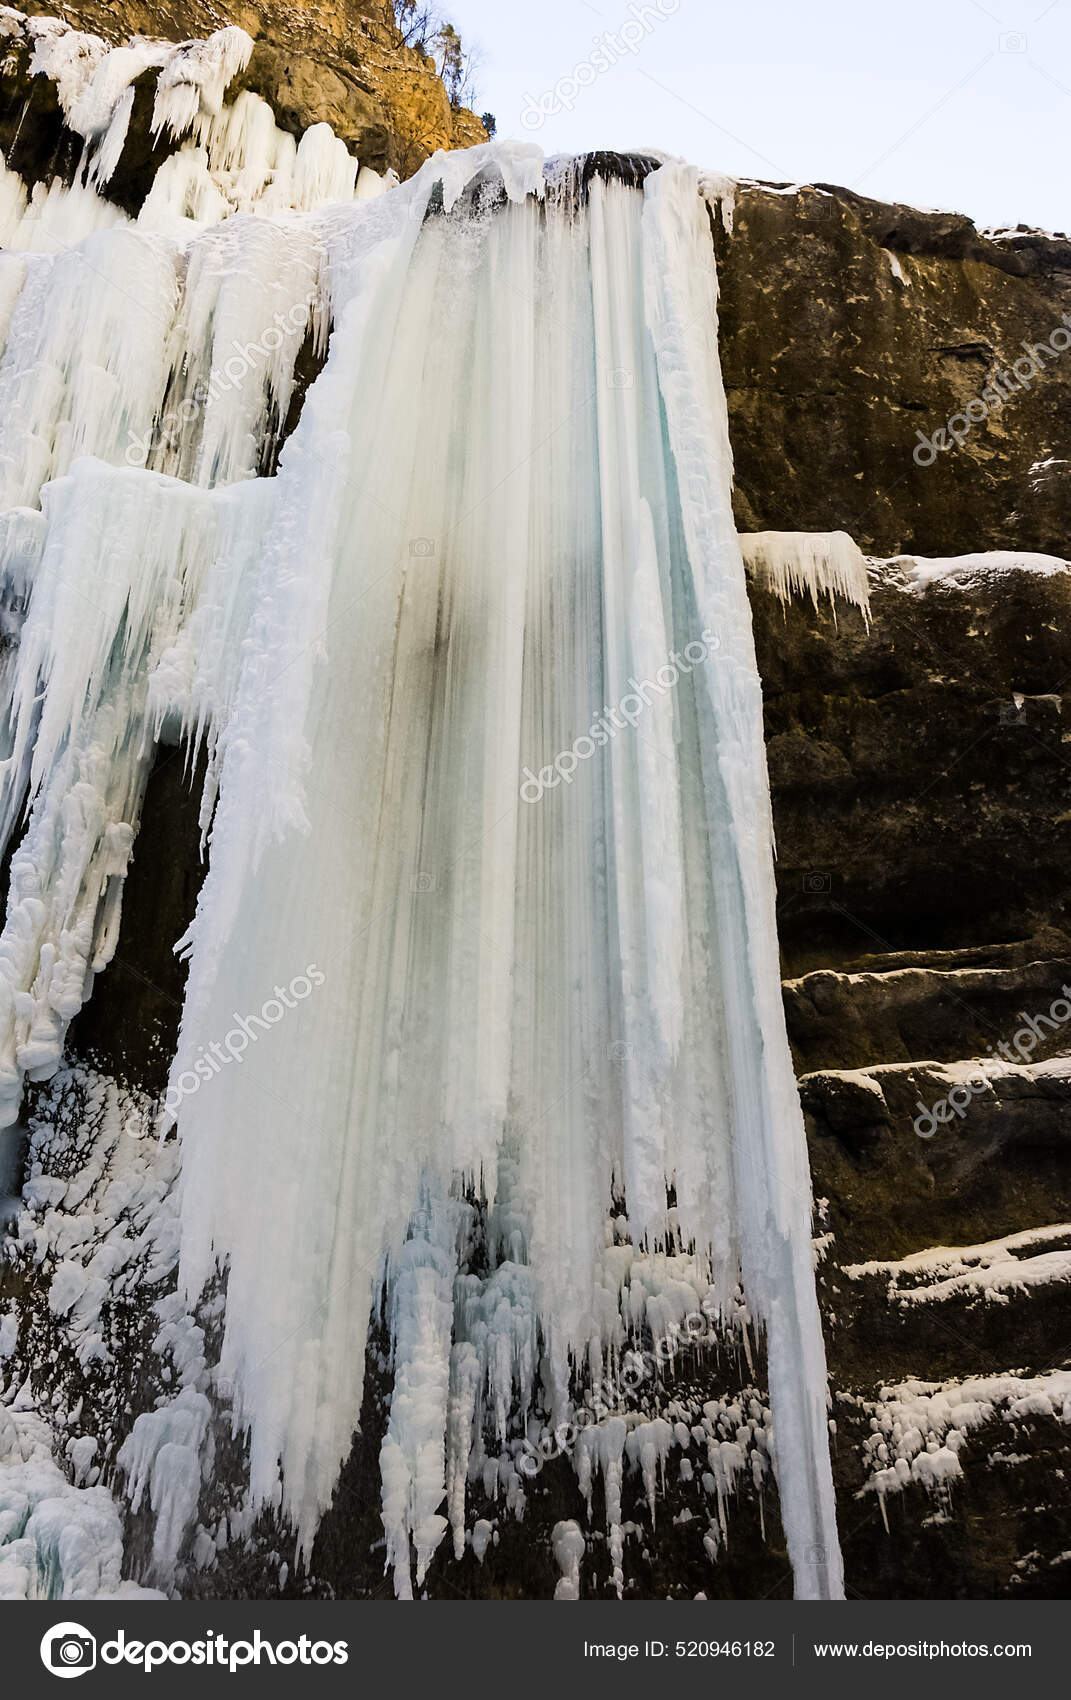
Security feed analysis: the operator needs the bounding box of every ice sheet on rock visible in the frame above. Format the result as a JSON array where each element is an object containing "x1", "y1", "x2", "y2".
[
  {"x1": 165, "y1": 148, "x2": 841, "y2": 1598},
  {"x1": 2, "y1": 1064, "x2": 204, "y2": 1587},
  {"x1": 845, "y1": 1223, "x2": 1071, "y2": 1307},
  {"x1": 0, "y1": 462, "x2": 272, "y2": 1123},
  {"x1": 7, "y1": 1066, "x2": 190, "y2": 1379},
  {"x1": 739, "y1": 530, "x2": 872, "y2": 620}
]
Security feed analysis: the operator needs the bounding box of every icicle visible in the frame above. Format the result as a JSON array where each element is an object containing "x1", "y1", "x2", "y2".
[
  {"x1": 551, "y1": 1520, "x2": 585, "y2": 1599},
  {"x1": 699, "y1": 169, "x2": 737, "y2": 234},
  {"x1": 0, "y1": 460, "x2": 272, "y2": 1124},
  {"x1": 116, "y1": 1388, "x2": 211, "y2": 1585},
  {"x1": 0, "y1": 229, "x2": 178, "y2": 507},
  {"x1": 380, "y1": 1198, "x2": 461, "y2": 1597},
  {"x1": 0, "y1": 157, "x2": 128, "y2": 251},
  {"x1": 643, "y1": 163, "x2": 843, "y2": 1596},
  {"x1": 739, "y1": 529, "x2": 872, "y2": 622},
  {"x1": 151, "y1": 29, "x2": 254, "y2": 144}
]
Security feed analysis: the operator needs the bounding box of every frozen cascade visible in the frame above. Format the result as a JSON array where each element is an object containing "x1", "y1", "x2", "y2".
[{"x1": 0, "y1": 138, "x2": 843, "y2": 1598}]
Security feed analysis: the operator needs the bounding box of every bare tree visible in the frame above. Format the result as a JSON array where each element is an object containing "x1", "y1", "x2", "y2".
[
  {"x1": 393, "y1": 2, "x2": 438, "y2": 51},
  {"x1": 392, "y1": 4, "x2": 480, "y2": 110}
]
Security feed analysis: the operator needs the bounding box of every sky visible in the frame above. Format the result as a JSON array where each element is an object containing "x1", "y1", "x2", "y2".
[{"x1": 445, "y1": 0, "x2": 1070, "y2": 232}]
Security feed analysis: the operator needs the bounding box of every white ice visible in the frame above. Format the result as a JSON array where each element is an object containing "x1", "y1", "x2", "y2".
[
  {"x1": 739, "y1": 529, "x2": 872, "y2": 620},
  {"x1": 0, "y1": 138, "x2": 844, "y2": 1599},
  {"x1": 164, "y1": 148, "x2": 842, "y2": 1597},
  {"x1": 0, "y1": 1407, "x2": 164, "y2": 1597}
]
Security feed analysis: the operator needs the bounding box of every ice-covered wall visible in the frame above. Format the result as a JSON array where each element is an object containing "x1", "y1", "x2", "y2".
[
  {"x1": 0, "y1": 140, "x2": 843, "y2": 1599},
  {"x1": 0, "y1": 9, "x2": 389, "y2": 244}
]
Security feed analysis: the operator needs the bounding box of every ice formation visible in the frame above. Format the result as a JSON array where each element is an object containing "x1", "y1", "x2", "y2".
[
  {"x1": 17, "y1": 12, "x2": 253, "y2": 177},
  {"x1": 0, "y1": 10, "x2": 381, "y2": 243},
  {"x1": 0, "y1": 1407, "x2": 163, "y2": 1597},
  {"x1": 0, "y1": 1066, "x2": 183, "y2": 1598},
  {"x1": 739, "y1": 529, "x2": 871, "y2": 620},
  {"x1": 0, "y1": 131, "x2": 844, "y2": 1598}
]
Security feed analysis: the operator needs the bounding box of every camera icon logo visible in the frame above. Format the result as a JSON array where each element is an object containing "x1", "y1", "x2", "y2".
[
  {"x1": 998, "y1": 31, "x2": 1027, "y2": 53},
  {"x1": 40, "y1": 1622, "x2": 97, "y2": 1679},
  {"x1": 802, "y1": 871, "x2": 832, "y2": 895}
]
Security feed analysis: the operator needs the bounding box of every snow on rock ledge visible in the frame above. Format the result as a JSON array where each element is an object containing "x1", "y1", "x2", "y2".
[
  {"x1": 882, "y1": 550, "x2": 1071, "y2": 593},
  {"x1": 852, "y1": 1368, "x2": 1071, "y2": 1524}
]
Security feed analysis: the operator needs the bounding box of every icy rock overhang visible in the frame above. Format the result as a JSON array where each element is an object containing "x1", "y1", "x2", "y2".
[
  {"x1": 6, "y1": 9, "x2": 254, "y2": 163},
  {"x1": 740, "y1": 529, "x2": 872, "y2": 623},
  {"x1": 0, "y1": 7, "x2": 386, "y2": 240}
]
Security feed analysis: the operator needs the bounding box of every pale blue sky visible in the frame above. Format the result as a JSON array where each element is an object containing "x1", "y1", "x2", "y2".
[{"x1": 449, "y1": 0, "x2": 1070, "y2": 231}]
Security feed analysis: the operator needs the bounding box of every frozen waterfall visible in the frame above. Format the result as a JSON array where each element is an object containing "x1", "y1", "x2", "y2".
[{"x1": 0, "y1": 138, "x2": 843, "y2": 1599}]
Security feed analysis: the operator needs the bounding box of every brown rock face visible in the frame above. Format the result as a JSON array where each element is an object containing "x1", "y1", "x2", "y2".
[
  {"x1": 716, "y1": 184, "x2": 1071, "y2": 559},
  {"x1": 753, "y1": 563, "x2": 1071, "y2": 972}
]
